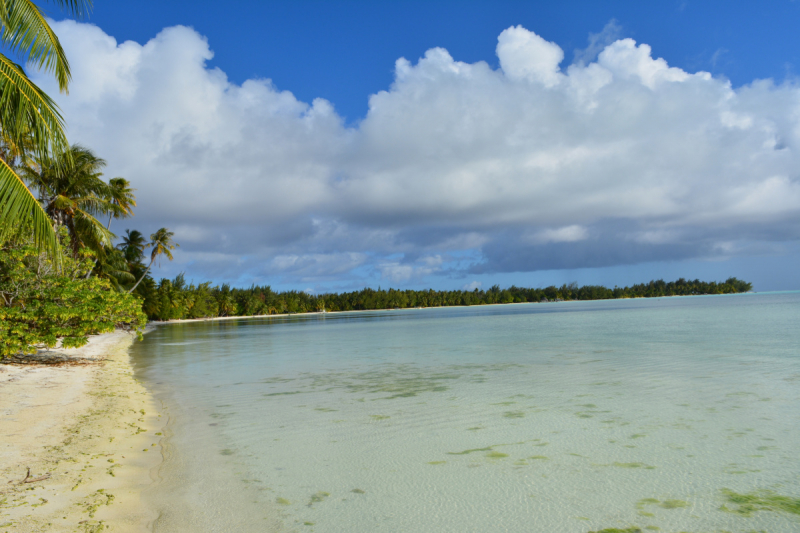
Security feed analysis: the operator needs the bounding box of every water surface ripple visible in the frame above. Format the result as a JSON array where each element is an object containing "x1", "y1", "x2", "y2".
[{"x1": 131, "y1": 293, "x2": 800, "y2": 532}]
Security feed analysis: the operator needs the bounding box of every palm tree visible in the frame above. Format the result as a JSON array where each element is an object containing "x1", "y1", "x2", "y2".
[
  {"x1": 129, "y1": 228, "x2": 179, "y2": 294},
  {"x1": 0, "y1": 0, "x2": 92, "y2": 258},
  {"x1": 118, "y1": 229, "x2": 147, "y2": 265},
  {"x1": 217, "y1": 292, "x2": 237, "y2": 317},
  {"x1": 79, "y1": 176, "x2": 135, "y2": 280},
  {"x1": 93, "y1": 246, "x2": 135, "y2": 290},
  {"x1": 106, "y1": 177, "x2": 136, "y2": 229},
  {"x1": 22, "y1": 144, "x2": 114, "y2": 255}
]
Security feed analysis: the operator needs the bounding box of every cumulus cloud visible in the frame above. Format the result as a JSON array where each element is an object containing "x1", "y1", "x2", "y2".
[
  {"x1": 378, "y1": 255, "x2": 445, "y2": 283},
  {"x1": 462, "y1": 280, "x2": 482, "y2": 291},
  {"x1": 496, "y1": 25, "x2": 564, "y2": 87},
  {"x1": 32, "y1": 21, "x2": 800, "y2": 287}
]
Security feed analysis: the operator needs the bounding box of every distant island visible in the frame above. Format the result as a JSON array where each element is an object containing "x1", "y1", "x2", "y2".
[{"x1": 142, "y1": 277, "x2": 753, "y2": 321}]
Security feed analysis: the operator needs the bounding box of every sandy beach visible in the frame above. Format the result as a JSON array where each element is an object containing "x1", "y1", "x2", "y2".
[{"x1": 0, "y1": 330, "x2": 163, "y2": 533}]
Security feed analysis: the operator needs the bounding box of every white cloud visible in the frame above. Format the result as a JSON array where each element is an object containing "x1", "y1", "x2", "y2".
[
  {"x1": 532, "y1": 225, "x2": 589, "y2": 243},
  {"x1": 33, "y1": 21, "x2": 800, "y2": 285},
  {"x1": 269, "y1": 253, "x2": 367, "y2": 278},
  {"x1": 496, "y1": 25, "x2": 564, "y2": 87},
  {"x1": 378, "y1": 263, "x2": 415, "y2": 283},
  {"x1": 597, "y1": 38, "x2": 691, "y2": 89},
  {"x1": 378, "y1": 255, "x2": 444, "y2": 283}
]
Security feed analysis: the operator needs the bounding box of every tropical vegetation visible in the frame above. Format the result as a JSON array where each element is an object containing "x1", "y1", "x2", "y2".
[
  {"x1": 126, "y1": 276, "x2": 753, "y2": 322},
  {"x1": 0, "y1": 0, "x2": 92, "y2": 258},
  {"x1": 0, "y1": 145, "x2": 172, "y2": 356},
  {"x1": 0, "y1": 228, "x2": 146, "y2": 357},
  {"x1": 0, "y1": 1, "x2": 154, "y2": 358}
]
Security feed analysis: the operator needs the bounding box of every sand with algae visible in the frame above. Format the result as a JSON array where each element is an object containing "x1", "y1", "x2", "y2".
[{"x1": 0, "y1": 330, "x2": 164, "y2": 532}]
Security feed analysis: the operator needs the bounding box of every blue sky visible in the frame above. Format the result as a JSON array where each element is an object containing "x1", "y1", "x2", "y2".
[
  {"x1": 31, "y1": 1, "x2": 800, "y2": 292},
  {"x1": 88, "y1": 1, "x2": 800, "y2": 122}
]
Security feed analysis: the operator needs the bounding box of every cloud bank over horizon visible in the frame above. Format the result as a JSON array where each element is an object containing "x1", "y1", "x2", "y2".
[{"x1": 35, "y1": 21, "x2": 800, "y2": 289}]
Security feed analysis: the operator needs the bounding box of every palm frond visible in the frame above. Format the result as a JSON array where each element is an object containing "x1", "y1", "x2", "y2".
[
  {"x1": 0, "y1": 0, "x2": 75, "y2": 91},
  {"x1": 74, "y1": 205, "x2": 114, "y2": 247},
  {"x1": 48, "y1": 0, "x2": 92, "y2": 18},
  {"x1": 95, "y1": 246, "x2": 135, "y2": 290},
  {"x1": 74, "y1": 193, "x2": 114, "y2": 216},
  {"x1": 0, "y1": 53, "x2": 68, "y2": 159},
  {"x1": 0, "y1": 155, "x2": 58, "y2": 259}
]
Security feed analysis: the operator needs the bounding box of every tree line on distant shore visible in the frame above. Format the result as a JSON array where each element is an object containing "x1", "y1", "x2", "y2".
[{"x1": 131, "y1": 276, "x2": 753, "y2": 321}]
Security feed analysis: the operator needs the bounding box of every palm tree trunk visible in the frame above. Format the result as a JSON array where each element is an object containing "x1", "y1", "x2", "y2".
[{"x1": 128, "y1": 259, "x2": 154, "y2": 294}]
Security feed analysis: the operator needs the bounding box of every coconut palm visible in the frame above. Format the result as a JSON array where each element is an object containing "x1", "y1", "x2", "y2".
[
  {"x1": 84, "y1": 176, "x2": 136, "y2": 280},
  {"x1": 0, "y1": 0, "x2": 92, "y2": 257},
  {"x1": 217, "y1": 291, "x2": 238, "y2": 317},
  {"x1": 105, "y1": 177, "x2": 136, "y2": 229},
  {"x1": 128, "y1": 228, "x2": 179, "y2": 294},
  {"x1": 22, "y1": 144, "x2": 114, "y2": 255},
  {"x1": 93, "y1": 246, "x2": 135, "y2": 290},
  {"x1": 118, "y1": 228, "x2": 147, "y2": 265},
  {"x1": 80, "y1": 175, "x2": 134, "y2": 280}
]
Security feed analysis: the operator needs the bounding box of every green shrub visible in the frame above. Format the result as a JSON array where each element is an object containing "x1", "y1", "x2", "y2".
[{"x1": 0, "y1": 235, "x2": 146, "y2": 358}]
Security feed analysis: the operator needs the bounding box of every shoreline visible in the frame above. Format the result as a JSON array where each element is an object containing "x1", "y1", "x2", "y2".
[
  {"x1": 155, "y1": 300, "x2": 560, "y2": 325},
  {"x1": 152, "y1": 290, "x2": 760, "y2": 325},
  {"x1": 0, "y1": 330, "x2": 164, "y2": 532}
]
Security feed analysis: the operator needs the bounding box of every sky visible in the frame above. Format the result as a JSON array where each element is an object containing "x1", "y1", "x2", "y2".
[{"x1": 27, "y1": 0, "x2": 800, "y2": 292}]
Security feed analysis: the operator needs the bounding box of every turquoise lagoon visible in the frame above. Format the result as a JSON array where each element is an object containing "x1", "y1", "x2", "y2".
[{"x1": 131, "y1": 292, "x2": 800, "y2": 532}]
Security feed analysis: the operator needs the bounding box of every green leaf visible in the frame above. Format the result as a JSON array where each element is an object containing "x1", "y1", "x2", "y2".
[
  {"x1": 0, "y1": 0, "x2": 90, "y2": 92},
  {"x1": 0, "y1": 156, "x2": 59, "y2": 261},
  {"x1": 0, "y1": 52, "x2": 68, "y2": 159}
]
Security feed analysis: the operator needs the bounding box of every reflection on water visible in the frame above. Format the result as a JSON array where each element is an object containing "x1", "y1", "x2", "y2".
[{"x1": 131, "y1": 293, "x2": 800, "y2": 532}]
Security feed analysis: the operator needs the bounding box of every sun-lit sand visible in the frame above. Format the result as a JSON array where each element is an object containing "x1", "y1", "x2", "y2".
[{"x1": 0, "y1": 330, "x2": 164, "y2": 532}]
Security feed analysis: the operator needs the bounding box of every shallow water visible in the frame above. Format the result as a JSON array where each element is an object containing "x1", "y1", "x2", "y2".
[{"x1": 131, "y1": 292, "x2": 800, "y2": 532}]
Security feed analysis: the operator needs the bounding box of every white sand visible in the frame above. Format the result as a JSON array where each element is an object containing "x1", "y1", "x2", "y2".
[{"x1": 0, "y1": 330, "x2": 163, "y2": 532}]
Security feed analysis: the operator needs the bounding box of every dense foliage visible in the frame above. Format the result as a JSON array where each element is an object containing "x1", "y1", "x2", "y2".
[
  {"x1": 0, "y1": 0, "x2": 92, "y2": 258},
  {"x1": 129, "y1": 276, "x2": 753, "y2": 321},
  {"x1": 0, "y1": 231, "x2": 146, "y2": 358},
  {"x1": 0, "y1": 136, "x2": 173, "y2": 356}
]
